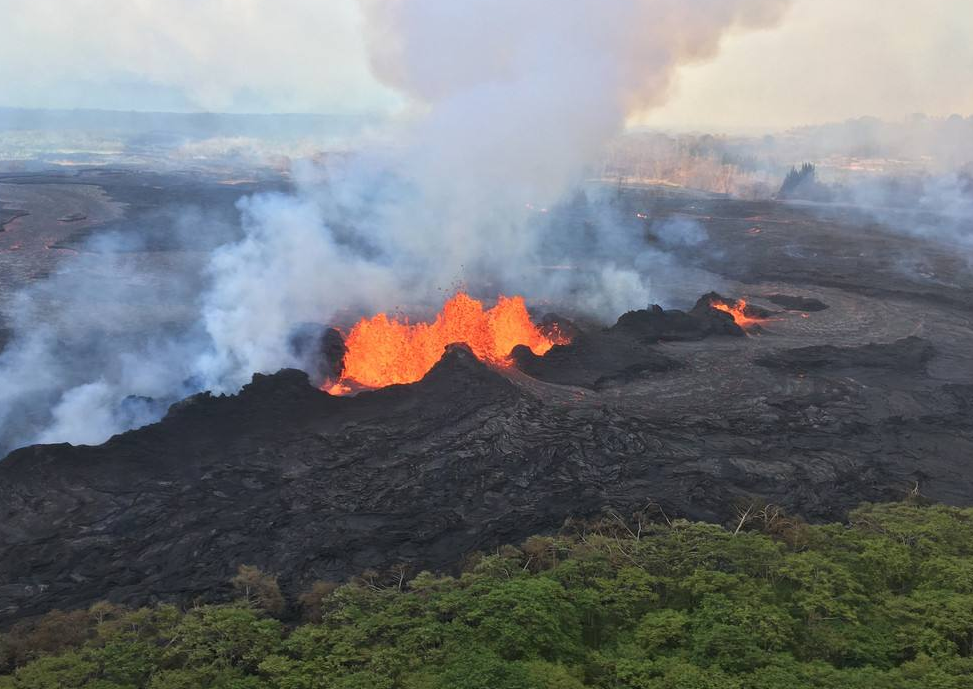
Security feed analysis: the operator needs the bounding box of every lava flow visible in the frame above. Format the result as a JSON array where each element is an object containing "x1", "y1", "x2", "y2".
[
  {"x1": 326, "y1": 293, "x2": 566, "y2": 394},
  {"x1": 711, "y1": 298, "x2": 766, "y2": 328}
]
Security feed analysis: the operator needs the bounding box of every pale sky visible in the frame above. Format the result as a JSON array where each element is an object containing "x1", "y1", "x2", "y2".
[
  {"x1": 641, "y1": 0, "x2": 973, "y2": 130},
  {"x1": 0, "y1": 0, "x2": 394, "y2": 114},
  {"x1": 0, "y1": 0, "x2": 970, "y2": 128}
]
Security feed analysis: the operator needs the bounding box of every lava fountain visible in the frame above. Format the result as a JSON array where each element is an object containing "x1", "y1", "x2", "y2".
[
  {"x1": 710, "y1": 298, "x2": 766, "y2": 329},
  {"x1": 326, "y1": 293, "x2": 567, "y2": 394}
]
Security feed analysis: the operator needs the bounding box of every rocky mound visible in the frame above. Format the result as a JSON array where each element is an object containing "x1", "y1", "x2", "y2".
[
  {"x1": 511, "y1": 334, "x2": 682, "y2": 390},
  {"x1": 614, "y1": 300, "x2": 745, "y2": 341},
  {"x1": 288, "y1": 324, "x2": 347, "y2": 385},
  {"x1": 755, "y1": 336, "x2": 935, "y2": 373},
  {"x1": 695, "y1": 291, "x2": 772, "y2": 319},
  {"x1": 511, "y1": 299, "x2": 745, "y2": 389},
  {"x1": 3, "y1": 337, "x2": 973, "y2": 626}
]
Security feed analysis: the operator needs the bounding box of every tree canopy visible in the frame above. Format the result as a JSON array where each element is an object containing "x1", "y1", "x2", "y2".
[{"x1": 2, "y1": 501, "x2": 973, "y2": 688}]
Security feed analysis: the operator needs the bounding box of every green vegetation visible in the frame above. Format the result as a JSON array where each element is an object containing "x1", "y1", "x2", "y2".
[{"x1": 3, "y1": 501, "x2": 973, "y2": 688}]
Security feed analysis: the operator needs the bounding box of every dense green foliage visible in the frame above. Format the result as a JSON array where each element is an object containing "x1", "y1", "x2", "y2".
[{"x1": 3, "y1": 502, "x2": 973, "y2": 688}]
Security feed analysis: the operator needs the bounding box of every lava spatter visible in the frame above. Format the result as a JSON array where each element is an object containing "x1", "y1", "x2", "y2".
[{"x1": 326, "y1": 293, "x2": 567, "y2": 393}]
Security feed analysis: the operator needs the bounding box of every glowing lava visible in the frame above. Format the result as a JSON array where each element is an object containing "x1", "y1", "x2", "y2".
[
  {"x1": 710, "y1": 298, "x2": 766, "y2": 329},
  {"x1": 326, "y1": 293, "x2": 566, "y2": 394}
]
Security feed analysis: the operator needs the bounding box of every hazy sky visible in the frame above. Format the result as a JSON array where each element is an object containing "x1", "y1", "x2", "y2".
[
  {"x1": 0, "y1": 0, "x2": 970, "y2": 128},
  {"x1": 0, "y1": 0, "x2": 393, "y2": 114},
  {"x1": 641, "y1": 0, "x2": 973, "y2": 130}
]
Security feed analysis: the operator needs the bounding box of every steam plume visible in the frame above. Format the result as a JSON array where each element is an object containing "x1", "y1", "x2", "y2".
[
  {"x1": 0, "y1": 0, "x2": 792, "y2": 451},
  {"x1": 194, "y1": 0, "x2": 793, "y2": 390}
]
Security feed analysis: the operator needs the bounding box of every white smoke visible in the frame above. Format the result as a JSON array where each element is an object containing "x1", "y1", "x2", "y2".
[
  {"x1": 34, "y1": 381, "x2": 117, "y2": 446},
  {"x1": 653, "y1": 216, "x2": 710, "y2": 248},
  {"x1": 0, "y1": 0, "x2": 793, "y2": 450},
  {"x1": 358, "y1": 0, "x2": 791, "y2": 277},
  {"x1": 191, "y1": 0, "x2": 793, "y2": 391}
]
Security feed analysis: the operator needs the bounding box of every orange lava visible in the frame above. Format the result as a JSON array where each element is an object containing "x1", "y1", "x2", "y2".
[
  {"x1": 711, "y1": 298, "x2": 766, "y2": 329},
  {"x1": 325, "y1": 293, "x2": 566, "y2": 393}
]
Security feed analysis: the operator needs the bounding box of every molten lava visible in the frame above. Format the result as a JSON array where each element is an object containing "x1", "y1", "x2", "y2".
[
  {"x1": 326, "y1": 293, "x2": 566, "y2": 393},
  {"x1": 711, "y1": 298, "x2": 766, "y2": 329}
]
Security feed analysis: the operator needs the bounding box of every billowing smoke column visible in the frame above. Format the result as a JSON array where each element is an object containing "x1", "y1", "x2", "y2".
[
  {"x1": 0, "y1": 0, "x2": 792, "y2": 452},
  {"x1": 196, "y1": 0, "x2": 793, "y2": 391},
  {"x1": 361, "y1": 0, "x2": 788, "y2": 274}
]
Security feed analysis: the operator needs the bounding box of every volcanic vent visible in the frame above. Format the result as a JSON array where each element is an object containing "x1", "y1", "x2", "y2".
[
  {"x1": 325, "y1": 292, "x2": 568, "y2": 394},
  {"x1": 706, "y1": 293, "x2": 772, "y2": 330}
]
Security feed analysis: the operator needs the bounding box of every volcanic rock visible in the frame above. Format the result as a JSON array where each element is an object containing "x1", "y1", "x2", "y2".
[
  {"x1": 538, "y1": 313, "x2": 580, "y2": 343},
  {"x1": 288, "y1": 324, "x2": 347, "y2": 384},
  {"x1": 57, "y1": 212, "x2": 87, "y2": 223},
  {"x1": 3, "y1": 332, "x2": 972, "y2": 626},
  {"x1": 511, "y1": 299, "x2": 753, "y2": 390},
  {"x1": 512, "y1": 297, "x2": 757, "y2": 389},
  {"x1": 615, "y1": 302, "x2": 743, "y2": 341},
  {"x1": 511, "y1": 334, "x2": 682, "y2": 390},
  {"x1": 0, "y1": 208, "x2": 28, "y2": 232},
  {"x1": 754, "y1": 336, "x2": 935, "y2": 373},
  {"x1": 321, "y1": 328, "x2": 347, "y2": 380},
  {"x1": 767, "y1": 294, "x2": 830, "y2": 312},
  {"x1": 692, "y1": 291, "x2": 773, "y2": 321},
  {"x1": 7, "y1": 167, "x2": 973, "y2": 629}
]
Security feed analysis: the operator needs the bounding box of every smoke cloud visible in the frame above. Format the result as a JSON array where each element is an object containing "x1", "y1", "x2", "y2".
[
  {"x1": 815, "y1": 171, "x2": 973, "y2": 260},
  {"x1": 194, "y1": 0, "x2": 794, "y2": 390},
  {"x1": 0, "y1": 0, "x2": 793, "y2": 452}
]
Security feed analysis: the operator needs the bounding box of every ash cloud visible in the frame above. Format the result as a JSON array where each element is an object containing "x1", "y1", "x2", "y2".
[{"x1": 0, "y1": 0, "x2": 793, "y2": 452}]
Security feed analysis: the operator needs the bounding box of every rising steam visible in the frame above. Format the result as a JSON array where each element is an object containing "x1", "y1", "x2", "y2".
[
  {"x1": 196, "y1": 0, "x2": 793, "y2": 390},
  {"x1": 0, "y1": 0, "x2": 792, "y2": 452}
]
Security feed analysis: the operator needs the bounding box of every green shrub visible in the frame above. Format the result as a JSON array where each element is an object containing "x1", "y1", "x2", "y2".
[{"x1": 3, "y1": 501, "x2": 973, "y2": 688}]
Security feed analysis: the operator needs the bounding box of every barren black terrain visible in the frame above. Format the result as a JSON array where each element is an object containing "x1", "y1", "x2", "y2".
[
  {"x1": 0, "y1": 207, "x2": 28, "y2": 232},
  {"x1": 2, "y1": 177, "x2": 973, "y2": 624}
]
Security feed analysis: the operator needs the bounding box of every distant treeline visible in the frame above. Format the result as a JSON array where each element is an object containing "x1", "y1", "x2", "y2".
[
  {"x1": 778, "y1": 162, "x2": 833, "y2": 202},
  {"x1": 2, "y1": 500, "x2": 973, "y2": 688},
  {"x1": 0, "y1": 107, "x2": 382, "y2": 140}
]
